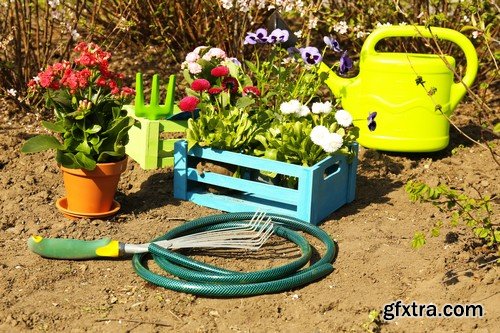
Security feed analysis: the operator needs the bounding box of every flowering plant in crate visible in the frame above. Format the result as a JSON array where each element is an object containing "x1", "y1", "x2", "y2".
[
  {"x1": 178, "y1": 27, "x2": 360, "y2": 185},
  {"x1": 21, "y1": 42, "x2": 135, "y2": 170}
]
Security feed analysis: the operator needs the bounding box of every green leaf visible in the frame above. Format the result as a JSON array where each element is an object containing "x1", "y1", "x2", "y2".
[
  {"x1": 21, "y1": 135, "x2": 63, "y2": 153},
  {"x1": 474, "y1": 227, "x2": 490, "y2": 239},
  {"x1": 411, "y1": 232, "x2": 426, "y2": 249},
  {"x1": 56, "y1": 151, "x2": 95, "y2": 170},
  {"x1": 430, "y1": 226, "x2": 440, "y2": 237},
  {"x1": 42, "y1": 121, "x2": 65, "y2": 133},
  {"x1": 264, "y1": 148, "x2": 278, "y2": 160},
  {"x1": 460, "y1": 25, "x2": 478, "y2": 32},
  {"x1": 75, "y1": 140, "x2": 92, "y2": 154},
  {"x1": 494, "y1": 122, "x2": 500, "y2": 133},
  {"x1": 235, "y1": 96, "x2": 255, "y2": 109},
  {"x1": 74, "y1": 152, "x2": 97, "y2": 170},
  {"x1": 245, "y1": 60, "x2": 258, "y2": 74},
  {"x1": 85, "y1": 124, "x2": 102, "y2": 134}
]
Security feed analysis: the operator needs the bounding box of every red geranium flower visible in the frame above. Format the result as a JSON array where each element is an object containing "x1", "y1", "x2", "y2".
[
  {"x1": 242, "y1": 86, "x2": 261, "y2": 97},
  {"x1": 191, "y1": 78, "x2": 211, "y2": 92},
  {"x1": 221, "y1": 77, "x2": 239, "y2": 94},
  {"x1": 211, "y1": 66, "x2": 229, "y2": 77},
  {"x1": 179, "y1": 96, "x2": 200, "y2": 112}
]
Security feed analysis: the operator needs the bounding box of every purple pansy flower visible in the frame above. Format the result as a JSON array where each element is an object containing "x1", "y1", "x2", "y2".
[
  {"x1": 323, "y1": 36, "x2": 342, "y2": 52},
  {"x1": 367, "y1": 112, "x2": 377, "y2": 131},
  {"x1": 299, "y1": 47, "x2": 322, "y2": 65},
  {"x1": 228, "y1": 57, "x2": 242, "y2": 66},
  {"x1": 339, "y1": 50, "x2": 353, "y2": 74},
  {"x1": 267, "y1": 28, "x2": 289, "y2": 44},
  {"x1": 244, "y1": 28, "x2": 269, "y2": 45}
]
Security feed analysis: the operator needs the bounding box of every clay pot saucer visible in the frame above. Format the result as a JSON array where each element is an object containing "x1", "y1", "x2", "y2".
[{"x1": 55, "y1": 197, "x2": 121, "y2": 219}]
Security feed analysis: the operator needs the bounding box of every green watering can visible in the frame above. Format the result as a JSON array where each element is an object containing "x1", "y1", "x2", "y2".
[{"x1": 321, "y1": 25, "x2": 478, "y2": 152}]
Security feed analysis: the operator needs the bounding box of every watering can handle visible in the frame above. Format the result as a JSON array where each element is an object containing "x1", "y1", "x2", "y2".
[{"x1": 362, "y1": 25, "x2": 478, "y2": 111}]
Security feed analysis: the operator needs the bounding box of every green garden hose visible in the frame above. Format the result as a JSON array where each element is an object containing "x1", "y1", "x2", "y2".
[{"x1": 132, "y1": 212, "x2": 338, "y2": 297}]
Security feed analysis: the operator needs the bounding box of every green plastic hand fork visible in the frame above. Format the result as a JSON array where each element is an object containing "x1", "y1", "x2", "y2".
[{"x1": 134, "y1": 73, "x2": 176, "y2": 120}]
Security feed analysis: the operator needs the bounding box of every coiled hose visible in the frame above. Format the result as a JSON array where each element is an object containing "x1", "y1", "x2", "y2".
[{"x1": 132, "y1": 212, "x2": 338, "y2": 297}]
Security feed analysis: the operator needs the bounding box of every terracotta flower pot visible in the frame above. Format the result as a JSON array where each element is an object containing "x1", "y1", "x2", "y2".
[{"x1": 58, "y1": 158, "x2": 127, "y2": 218}]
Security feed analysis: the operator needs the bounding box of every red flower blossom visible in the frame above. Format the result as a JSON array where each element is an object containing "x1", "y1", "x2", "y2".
[
  {"x1": 222, "y1": 77, "x2": 239, "y2": 93},
  {"x1": 96, "y1": 77, "x2": 107, "y2": 87},
  {"x1": 27, "y1": 79, "x2": 38, "y2": 88},
  {"x1": 108, "y1": 80, "x2": 120, "y2": 95},
  {"x1": 211, "y1": 66, "x2": 229, "y2": 77},
  {"x1": 99, "y1": 61, "x2": 111, "y2": 78},
  {"x1": 208, "y1": 87, "x2": 223, "y2": 95},
  {"x1": 179, "y1": 96, "x2": 200, "y2": 112},
  {"x1": 121, "y1": 87, "x2": 135, "y2": 97},
  {"x1": 191, "y1": 78, "x2": 211, "y2": 92},
  {"x1": 60, "y1": 68, "x2": 79, "y2": 91},
  {"x1": 242, "y1": 86, "x2": 261, "y2": 97},
  {"x1": 76, "y1": 69, "x2": 91, "y2": 89},
  {"x1": 38, "y1": 68, "x2": 55, "y2": 88},
  {"x1": 74, "y1": 42, "x2": 111, "y2": 68}
]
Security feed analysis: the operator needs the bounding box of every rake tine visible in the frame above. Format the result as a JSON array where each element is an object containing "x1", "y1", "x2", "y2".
[
  {"x1": 150, "y1": 74, "x2": 160, "y2": 107},
  {"x1": 135, "y1": 73, "x2": 144, "y2": 109},
  {"x1": 170, "y1": 211, "x2": 266, "y2": 242},
  {"x1": 165, "y1": 74, "x2": 176, "y2": 114},
  {"x1": 151, "y1": 211, "x2": 275, "y2": 251},
  {"x1": 170, "y1": 217, "x2": 274, "y2": 250}
]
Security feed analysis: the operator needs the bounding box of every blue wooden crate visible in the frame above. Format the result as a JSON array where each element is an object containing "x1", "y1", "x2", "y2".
[{"x1": 173, "y1": 140, "x2": 358, "y2": 224}]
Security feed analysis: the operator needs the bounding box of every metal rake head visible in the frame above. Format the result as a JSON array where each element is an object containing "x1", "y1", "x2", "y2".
[{"x1": 159, "y1": 211, "x2": 275, "y2": 251}]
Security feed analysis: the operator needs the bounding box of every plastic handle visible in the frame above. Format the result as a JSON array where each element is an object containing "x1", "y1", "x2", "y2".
[
  {"x1": 27, "y1": 236, "x2": 120, "y2": 259},
  {"x1": 362, "y1": 25, "x2": 478, "y2": 110}
]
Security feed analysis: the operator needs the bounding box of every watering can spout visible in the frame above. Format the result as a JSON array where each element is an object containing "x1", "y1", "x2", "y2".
[{"x1": 319, "y1": 62, "x2": 357, "y2": 99}]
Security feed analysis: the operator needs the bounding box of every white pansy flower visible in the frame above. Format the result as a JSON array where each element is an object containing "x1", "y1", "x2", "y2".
[
  {"x1": 311, "y1": 101, "x2": 332, "y2": 114},
  {"x1": 335, "y1": 109, "x2": 353, "y2": 127},
  {"x1": 322, "y1": 133, "x2": 343, "y2": 153},
  {"x1": 297, "y1": 105, "x2": 311, "y2": 117},
  {"x1": 280, "y1": 99, "x2": 301, "y2": 115},
  {"x1": 310, "y1": 125, "x2": 331, "y2": 146},
  {"x1": 7, "y1": 88, "x2": 17, "y2": 97},
  {"x1": 472, "y1": 31, "x2": 479, "y2": 39}
]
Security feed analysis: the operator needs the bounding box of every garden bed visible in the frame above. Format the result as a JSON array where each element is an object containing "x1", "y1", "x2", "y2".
[{"x1": 1, "y1": 102, "x2": 498, "y2": 332}]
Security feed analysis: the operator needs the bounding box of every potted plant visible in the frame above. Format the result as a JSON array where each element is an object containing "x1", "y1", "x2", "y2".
[
  {"x1": 173, "y1": 28, "x2": 364, "y2": 224},
  {"x1": 21, "y1": 42, "x2": 135, "y2": 218}
]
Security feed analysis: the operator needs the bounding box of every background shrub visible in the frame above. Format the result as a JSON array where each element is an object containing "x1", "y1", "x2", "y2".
[{"x1": 0, "y1": 0, "x2": 497, "y2": 116}]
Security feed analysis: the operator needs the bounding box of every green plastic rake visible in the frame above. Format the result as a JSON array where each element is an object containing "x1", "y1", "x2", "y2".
[{"x1": 134, "y1": 73, "x2": 176, "y2": 120}]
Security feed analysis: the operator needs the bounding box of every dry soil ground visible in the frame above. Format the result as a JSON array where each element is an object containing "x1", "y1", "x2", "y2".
[{"x1": 0, "y1": 99, "x2": 499, "y2": 332}]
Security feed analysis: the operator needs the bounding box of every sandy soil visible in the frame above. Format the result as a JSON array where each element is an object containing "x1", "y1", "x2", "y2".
[{"x1": 0, "y1": 100, "x2": 499, "y2": 332}]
